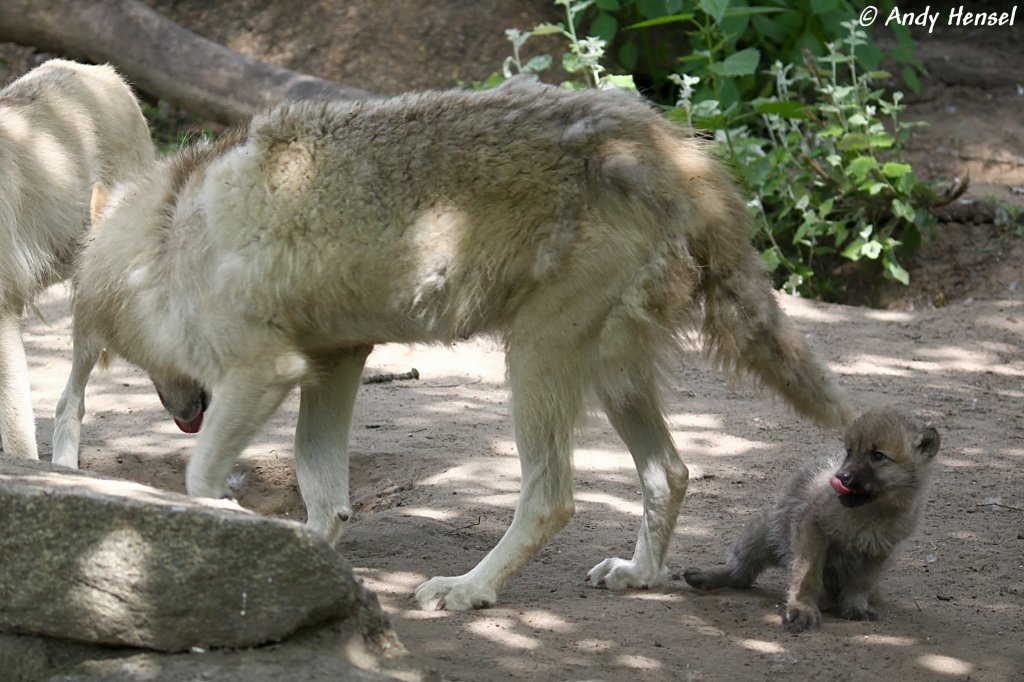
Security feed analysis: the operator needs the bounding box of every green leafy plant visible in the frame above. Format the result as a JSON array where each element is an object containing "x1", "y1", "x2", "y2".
[
  {"x1": 495, "y1": 0, "x2": 636, "y2": 90},
  {"x1": 493, "y1": 1, "x2": 955, "y2": 299},
  {"x1": 994, "y1": 200, "x2": 1024, "y2": 240},
  {"x1": 680, "y1": 20, "x2": 964, "y2": 297},
  {"x1": 581, "y1": 0, "x2": 924, "y2": 105}
]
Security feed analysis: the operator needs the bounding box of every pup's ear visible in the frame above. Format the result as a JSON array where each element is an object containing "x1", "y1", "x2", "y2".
[
  {"x1": 90, "y1": 182, "x2": 109, "y2": 225},
  {"x1": 913, "y1": 426, "x2": 940, "y2": 459}
]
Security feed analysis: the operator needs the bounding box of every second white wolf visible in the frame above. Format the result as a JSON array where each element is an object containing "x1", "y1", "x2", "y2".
[
  {"x1": 55, "y1": 80, "x2": 853, "y2": 610},
  {"x1": 0, "y1": 59, "x2": 153, "y2": 460}
]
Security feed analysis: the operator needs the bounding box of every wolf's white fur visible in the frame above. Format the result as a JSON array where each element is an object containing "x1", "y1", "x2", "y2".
[
  {"x1": 55, "y1": 81, "x2": 853, "y2": 610},
  {"x1": 0, "y1": 59, "x2": 153, "y2": 459}
]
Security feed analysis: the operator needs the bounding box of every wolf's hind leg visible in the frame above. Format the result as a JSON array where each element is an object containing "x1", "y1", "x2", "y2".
[
  {"x1": 0, "y1": 311, "x2": 38, "y2": 459},
  {"x1": 415, "y1": 337, "x2": 580, "y2": 611},
  {"x1": 586, "y1": 374, "x2": 689, "y2": 590},
  {"x1": 294, "y1": 346, "x2": 371, "y2": 544},
  {"x1": 52, "y1": 321, "x2": 101, "y2": 468}
]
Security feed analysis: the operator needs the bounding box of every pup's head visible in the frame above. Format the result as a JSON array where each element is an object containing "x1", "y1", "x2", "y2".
[
  {"x1": 830, "y1": 409, "x2": 940, "y2": 508},
  {"x1": 151, "y1": 372, "x2": 211, "y2": 434}
]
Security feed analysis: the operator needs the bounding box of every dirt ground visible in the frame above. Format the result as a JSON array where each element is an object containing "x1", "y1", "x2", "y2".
[{"x1": 6, "y1": 13, "x2": 1024, "y2": 682}]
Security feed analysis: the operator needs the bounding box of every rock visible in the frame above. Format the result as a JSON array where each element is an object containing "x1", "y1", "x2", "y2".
[
  {"x1": 0, "y1": 456, "x2": 372, "y2": 652},
  {"x1": 0, "y1": 617, "x2": 434, "y2": 682}
]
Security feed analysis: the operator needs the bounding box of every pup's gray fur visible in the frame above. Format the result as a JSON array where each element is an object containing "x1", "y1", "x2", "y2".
[
  {"x1": 685, "y1": 409, "x2": 939, "y2": 631},
  {"x1": 55, "y1": 80, "x2": 853, "y2": 610}
]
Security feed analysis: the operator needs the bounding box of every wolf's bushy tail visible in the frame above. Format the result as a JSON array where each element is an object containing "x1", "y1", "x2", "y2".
[{"x1": 681, "y1": 156, "x2": 853, "y2": 429}]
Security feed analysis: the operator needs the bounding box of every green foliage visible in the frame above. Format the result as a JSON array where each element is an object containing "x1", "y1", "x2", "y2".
[
  {"x1": 580, "y1": 0, "x2": 924, "y2": 105},
  {"x1": 711, "y1": 24, "x2": 951, "y2": 297},
  {"x1": 994, "y1": 201, "x2": 1024, "y2": 240},
  {"x1": 142, "y1": 100, "x2": 214, "y2": 155},
  {"x1": 497, "y1": 0, "x2": 637, "y2": 91},
  {"x1": 490, "y1": 1, "x2": 953, "y2": 299}
]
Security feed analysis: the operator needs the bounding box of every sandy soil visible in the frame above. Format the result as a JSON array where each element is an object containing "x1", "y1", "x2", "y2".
[
  {"x1": 5, "y1": 12, "x2": 1024, "y2": 682},
  {"x1": 17, "y1": 241, "x2": 1024, "y2": 682}
]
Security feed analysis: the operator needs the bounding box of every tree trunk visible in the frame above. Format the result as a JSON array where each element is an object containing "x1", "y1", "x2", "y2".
[{"x1": 0, "y1": 0, "x2": 375, "y2": 124}]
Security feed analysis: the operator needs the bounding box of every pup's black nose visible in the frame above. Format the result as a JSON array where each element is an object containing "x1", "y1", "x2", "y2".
[{"x1": 836, "y1": 471, "x2": 854, "y2": 488}]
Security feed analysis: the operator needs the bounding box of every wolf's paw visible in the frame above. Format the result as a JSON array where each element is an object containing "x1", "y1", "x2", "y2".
[
  {"x1": 188, "y1": 480, "x2": 233, "y2": 500},
  {"x1": 305, "y1": 505, "x2": 353, "y2": 545},
  {"x1": 50, "y1": 439, "x2": 80, "y2": 469},
  {"x1": 51, "y1": 417, "x2": 82, "y2": 469},
  {"x1": 585, "y1": 557, "x2": 666, "y2": 590},
  {"x1": 186, "y1": 465, "x2": 233, "y2": 499},
  {"x1": 784, "y1": 601, "x2": 821, "y2": 633},
  {"x1": 414, "y1": 576, "x2": 497, "y2": 611}
]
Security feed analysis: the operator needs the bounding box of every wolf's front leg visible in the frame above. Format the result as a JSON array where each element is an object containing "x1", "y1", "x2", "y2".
[
  {"x1": 294, "y1": 346, "x2": 371, "y2": 544},
  {"x1": 414, "y1": 343, "x2": 578, "y2": 610},
  {"x1": 187, "y1": 354, "x2": 307, "y2": 499}
]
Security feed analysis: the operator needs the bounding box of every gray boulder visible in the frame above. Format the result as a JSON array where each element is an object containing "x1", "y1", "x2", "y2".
[{"x1": 0, "y1": 455, "x2": 375, "y2": 653}]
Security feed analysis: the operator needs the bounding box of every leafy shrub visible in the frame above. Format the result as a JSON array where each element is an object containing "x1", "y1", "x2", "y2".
[
  {"x1": 492, "y1": 0, "x2": 959, "y2": 299},
  {"x1": 697, "y1": 23, "x2": 964, "y2": 297},
  {"x1": 580, "y1": 0, "x2": 923, "y2": 106}
]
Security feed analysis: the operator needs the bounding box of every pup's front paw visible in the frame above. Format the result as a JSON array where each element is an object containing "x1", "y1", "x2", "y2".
[
  {"x1": 414, "y1": 576, "x2": 497, "y2": 611},
  {"x1": 784, "y1": 601, "x2": 821, "y2": 633},
  {"x1": 586, "y1": 557, "x2": 666, "y2": 590}
]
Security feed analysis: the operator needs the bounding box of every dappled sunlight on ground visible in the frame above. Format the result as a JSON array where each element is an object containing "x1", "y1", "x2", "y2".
[
  {"x1": 576, "y1": 490, "x2": 642, "y2": 515},
  {"x1": 916, "y1": 653, "x2": 974, "y2": 676},
  {"x1": 845, "y1": 345, "x2": 1023, "y2": 379},
  {"x1": 737, "y1": 638, "x2": 786, "y2": 654},
  {"x1": 16, "y1": 280, "x2": 1023, "y2": 681}
]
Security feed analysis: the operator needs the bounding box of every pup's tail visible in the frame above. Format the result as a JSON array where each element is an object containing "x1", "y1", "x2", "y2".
[{"x1": 682, "y1": 157, "x2": 853, "y2": 429}]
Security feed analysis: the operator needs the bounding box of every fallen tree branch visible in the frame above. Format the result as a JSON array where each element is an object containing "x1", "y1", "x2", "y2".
[
  {"x1": 0, "y1": 0, "x2": 375, "y2": 124},
  {"x1": 361, "y1": 369, "x2": 420, "y2": 385}
]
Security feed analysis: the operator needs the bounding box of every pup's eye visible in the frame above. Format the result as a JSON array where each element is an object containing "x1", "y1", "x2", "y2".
[
  {"x1": 870, "y1": 451, "x2": 888, "y2": 462},
  {"x1": 844, "y1": 448, "x2": 852, "y2": 460}
]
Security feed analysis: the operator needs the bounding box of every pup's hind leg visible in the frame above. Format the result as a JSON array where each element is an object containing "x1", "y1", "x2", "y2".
[
  {"x1": 294, "y1": 346, "x2": 371, "y2": 544},
  {"x1": 415, "y1": 340, "x2": 580, "y2": 611},
  {"x1": 586, "y1": 373, "x2": 689, "y2": 590},
  {"x1": 186, "y1": 353, "x2": 307, "y2": 499},
  {"x1": 52, "y1": 322, "x2": 101, "y2": 468},
  {"x1": 0, "y1": 311, "x2": 38, "y2": 459}
]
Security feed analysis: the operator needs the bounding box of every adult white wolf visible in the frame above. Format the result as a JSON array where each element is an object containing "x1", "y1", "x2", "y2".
[
  {"x1": 0, "y1": 59, "x2": 153, "y2": 459},
  {"x1": 55, "y1": 80, "x2": 853, "y2": 610}
]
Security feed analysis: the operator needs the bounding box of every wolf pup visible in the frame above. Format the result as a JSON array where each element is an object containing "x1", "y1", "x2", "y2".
[
  {"x1": 0, "y1": 59, "x2": 153, "y2": 460},
  {"x1": 684, "y1": 409, "x2": 939, "y2": 632},
  {"x1": 54, "y1": 80, "x2": 853, "y2": 611}
]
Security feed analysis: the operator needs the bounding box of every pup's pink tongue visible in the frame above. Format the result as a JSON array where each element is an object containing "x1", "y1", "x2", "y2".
[
  {"x1": 174, "y1": 413, "x2": 204, "y2": 434},
  {"x1": 830, "y1": 475, "x2": 853, "y2": 495}
]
